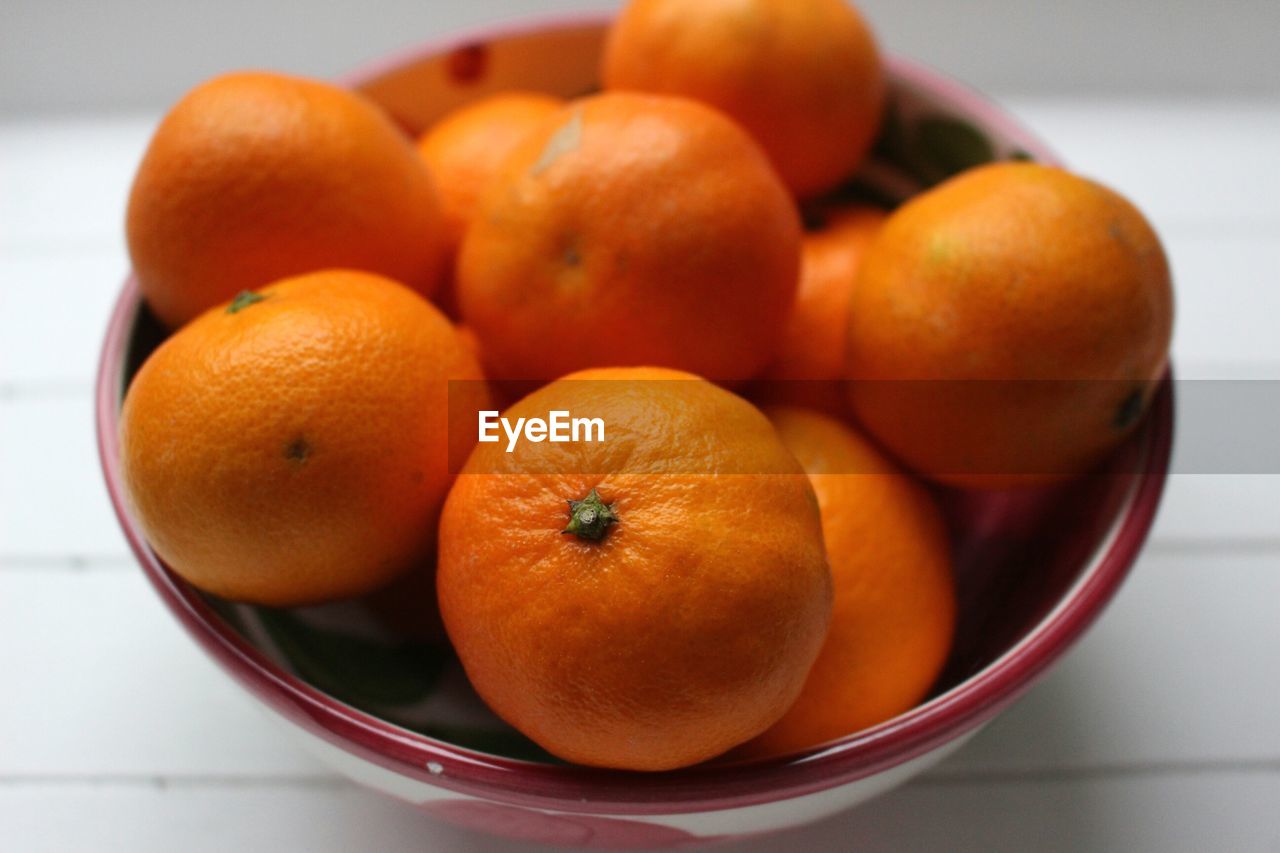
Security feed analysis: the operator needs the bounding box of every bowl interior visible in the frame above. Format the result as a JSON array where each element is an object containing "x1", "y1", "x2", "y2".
[{"x1": 109, "y1": 19, "x2": 1163, "y2": 777}]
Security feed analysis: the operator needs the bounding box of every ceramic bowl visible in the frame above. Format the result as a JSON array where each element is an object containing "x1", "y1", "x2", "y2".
[{"x1": 95, "y1": 14, "x2": 1174, "y2": 848}]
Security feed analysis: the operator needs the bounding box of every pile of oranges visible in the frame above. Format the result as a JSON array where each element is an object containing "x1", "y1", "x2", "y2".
[{"x1": 118, "y1": 0, "x2": 1173, "y2": 772}]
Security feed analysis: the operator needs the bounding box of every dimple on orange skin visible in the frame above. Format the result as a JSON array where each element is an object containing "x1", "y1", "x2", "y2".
[
  {"x1": 846, "y1": 162, "x2": 1174, "y2": 487},
  {"x1": 457, "y1": 92, "x2": 803, "y2": 384},
  {"x1": 739, "y1": 407, "x2": 956, "y2": 759},
  {"x1": 602, "y1": 0, "x2": 886, "y2": 198},
  {"x1": 119, "y1": 270, "x2": 490, "y2": 607},
  {"x1": 437, "y1": 368, "x2": 833, "y2": 771},
  {"x1": 127, "y1": 72, "x2": 447, "y2": 329},
  {"x1": 754, "y1": 204, "x2": 887, "y2": 416}
]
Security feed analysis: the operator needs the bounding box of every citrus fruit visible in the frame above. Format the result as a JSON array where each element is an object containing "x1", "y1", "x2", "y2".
[
  {"x1": 416, "y1": 92, "x2": 564, "y2": 318},
  {"x1": 457, "y1": 92, "x2": 802, "y2": 383},
  {"x1": 417, "y1": 92, "x2": 564, "y2": 255},
  {"x1": 740, "y1": 407, "x2": 955, "y2": 758},
  {"x1": 602, "y1": 0, "x2": 885, "y2": 197},
  {"x1": 119, "y1": 270, "x2": 490, "y2": 606},
  {"x1": 127, "y1": 72, "x2": 447, "y2": 329},
  {"x1": 846, "y1": 162, "x2": 1174, "y2": 487},
  {"x1": 754, "y1": 203, "x2": 886, "y2": 415},
  {"x1": 437, "y1": 367, "x2": 832, "y2": 770}
]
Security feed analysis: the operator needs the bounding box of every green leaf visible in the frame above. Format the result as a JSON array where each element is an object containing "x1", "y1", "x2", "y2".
[
  {"x1": 820, "y1": 178, "x2": 901, "y2": 212},
  {"x1": 911, "y1": 116, "x2": 997, "y2": 180},
  {"x1": 871, "y1": 97, "x2": 910, "y2": 162},
  {"x1": 416, "y1": 723, "x2": 561, "y2": 764},
  {"x1": 257, "y1": 609, "x2": 447, "y2": 707}
]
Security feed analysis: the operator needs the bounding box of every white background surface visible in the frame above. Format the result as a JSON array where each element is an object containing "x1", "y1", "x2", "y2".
[
  {"x1": 3, "y1": 1, "x2": 1279, "y2": 851},
  {"x1": 5, "y1": 0, "x2": 1280, "y2": 112}
]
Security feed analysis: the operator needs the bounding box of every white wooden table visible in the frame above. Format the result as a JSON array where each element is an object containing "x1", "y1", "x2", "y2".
[{"x1": 3, "y1": 100, "x2": 1278, "y2": 851}]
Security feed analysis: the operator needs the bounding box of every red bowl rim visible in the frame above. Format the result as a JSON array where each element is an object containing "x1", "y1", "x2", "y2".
[{"x1": 95, "y1": 13, "x2": 1172, "y2": 817}]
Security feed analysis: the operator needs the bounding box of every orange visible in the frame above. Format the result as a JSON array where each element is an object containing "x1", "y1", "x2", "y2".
[
  {"x1": 119, "y1": 270, "x2": 490, "y2": 606},
  {"x1": 417, "y1": 92, "x2": 564, "y2": 318},
  {"x1": 437, "y1": 368, "x2": 832, "y2": 771},
  {"x1": 740, "y1": 407, "x2": 955, "y2": 758},
  {"x1": 754, "y1": 204, "x2": 886, "y2": 415},
  {"x1": 416, "y1": 91, "x2": 565, "y2": 315},
  {"x1": 846, "y1": 162, "x2": 1174, "y2": 487},
  {"x1": 602, "y1": 0, "x2": 885, "y2": 198},
  {"x1": 127, "y1": 72, "x2": 446, "y2": 329},
  {"x1": 457, "y1": 92, "x2": 802, "y2": 383}
]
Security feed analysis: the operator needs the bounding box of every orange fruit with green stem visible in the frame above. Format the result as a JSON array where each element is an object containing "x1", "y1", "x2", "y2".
[
  {"x1": 437, "y1": 367, "x2": 833, "y2": 771},
  {"x1": 119, "y1": 270, "x2": 490, "y2": 606}
]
